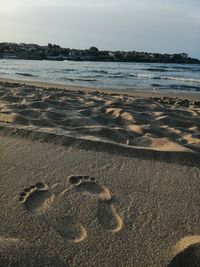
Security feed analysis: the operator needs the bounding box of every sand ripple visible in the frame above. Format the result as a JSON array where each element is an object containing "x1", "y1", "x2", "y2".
[{"x1": 0, "y1": 82, "x2": 199, "y2": 152}]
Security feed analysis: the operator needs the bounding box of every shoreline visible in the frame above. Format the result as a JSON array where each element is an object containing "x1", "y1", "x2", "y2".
[{"x1": 0, "y1": 76, "x2": 200, "y2": 101}]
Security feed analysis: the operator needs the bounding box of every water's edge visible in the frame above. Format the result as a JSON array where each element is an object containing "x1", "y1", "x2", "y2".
[{"x1": 0, "y1": 60, "x2": 200, "y2": 94}]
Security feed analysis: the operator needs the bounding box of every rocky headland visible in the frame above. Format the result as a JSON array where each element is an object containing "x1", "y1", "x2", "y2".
[{"x1": 0, "y1": 42, "x2": 199, "y2": 64}]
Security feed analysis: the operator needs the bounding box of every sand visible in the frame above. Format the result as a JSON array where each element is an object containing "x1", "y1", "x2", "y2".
[
  {"x1": 0, "y1": 79, "x2": 199, "y2": 153},
  {"x1": 0, "y1": 78, "x2": 200, "y2": 267}
]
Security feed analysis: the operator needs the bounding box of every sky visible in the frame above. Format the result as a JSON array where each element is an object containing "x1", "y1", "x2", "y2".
[{"x1": 0, "y1": 0, "x2": 200, "y2": 58}]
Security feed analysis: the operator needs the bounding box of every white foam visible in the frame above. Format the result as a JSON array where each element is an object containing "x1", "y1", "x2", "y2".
[{"x1": 161, "y1": 76, "x2": 200, "y2": 84}]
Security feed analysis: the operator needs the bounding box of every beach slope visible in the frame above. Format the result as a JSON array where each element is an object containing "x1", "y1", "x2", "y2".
[{"x1": 0, "y1": 79, "x2": 200, "y2": 266}]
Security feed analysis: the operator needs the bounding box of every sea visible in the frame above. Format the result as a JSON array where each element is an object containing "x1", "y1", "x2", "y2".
[{"x1": 0, "y1": 59, "x2": 200, "y2": 94}]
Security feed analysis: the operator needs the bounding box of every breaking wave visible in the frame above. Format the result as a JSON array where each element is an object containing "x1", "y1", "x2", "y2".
[{"x1": 158, "y1": 76, "x2": 200, "y2": 84}]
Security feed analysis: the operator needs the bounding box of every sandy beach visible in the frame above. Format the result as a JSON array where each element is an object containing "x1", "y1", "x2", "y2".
[{"x1": 0, "y1": 78, "x2": 200, "y2": 267}]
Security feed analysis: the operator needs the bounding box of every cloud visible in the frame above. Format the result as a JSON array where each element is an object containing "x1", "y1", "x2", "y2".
[{"x1": 0, "y1": 0, "x2": 199, "y2": 58}]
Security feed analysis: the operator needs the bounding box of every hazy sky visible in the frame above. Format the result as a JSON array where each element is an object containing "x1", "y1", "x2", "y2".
[{"x1": 0, "y1": 0, "x2": 200, "y2": 58}]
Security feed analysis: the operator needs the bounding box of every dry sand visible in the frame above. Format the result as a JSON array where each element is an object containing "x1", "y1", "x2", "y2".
[
  {"x1": 0, "y1": 79, "x2": 199, "y2": 153},
  {"x1": 0, "y1": 78, "x2": 200, "y2": 267}
]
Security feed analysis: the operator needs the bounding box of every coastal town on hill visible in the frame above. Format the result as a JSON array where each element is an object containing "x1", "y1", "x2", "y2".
[{"x1": 0, "y1": 42, "x2": 199, "y2": 64}]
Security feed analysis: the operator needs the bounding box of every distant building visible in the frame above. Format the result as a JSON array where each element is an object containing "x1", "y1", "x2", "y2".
[{"x1": 180, "y1": 53, "x2": 188, "y2": 59}]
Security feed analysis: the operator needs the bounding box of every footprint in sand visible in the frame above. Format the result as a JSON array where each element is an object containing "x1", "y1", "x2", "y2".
[
  {"x1": 97, "y1": 200, "x2": 123, "y2": 233},
  {"x1": 19, "y1": 182, "x2": 54, "y2": 215},
  {"x1": 53, "y1": 215, "x2": 87, "y2": 243},
  {"x1": 69, "y1": 175, "x2": 111, "y2": 201},
  {"x1": 68, "y1": 175, "x2": 123, "y2": 233},
  {"x1": 19, "y1": 182, "x2": 86, "y2": 243},
  {"x1": 167, "y1": 235, "x2": 200, "y2": 267},
  {"x1": 19, "y1": 177, "x2": 123, "y2": 243}
]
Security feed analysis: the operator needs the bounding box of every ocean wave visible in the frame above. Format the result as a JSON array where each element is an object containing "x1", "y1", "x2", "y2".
[
  {"x1": 159, "y1": 76, "x2": 200, "y2": 84},
  {"x1": 171, "y1": 66, "x2": 194, "y2": 70},
  {"x1": 111, "y1": 72, "x2": 124, "y2": 75},
  {"x1": 166, "y1": 84, "x2": 200, "y2": 92},
  {"x1": 175, "y1": 85, "x2": 200, "y2": 91},
  {"x1": 191, "y1": 69, "x2": 200, "y2": 73},
  {"x1": 16, "y1": 72, "x2": 38, "y2": 77},
  {"x1": 142, "y1": 68, "x2": 168, "y2": 72},
  {"x1": 90, "y1": 70, "x2": 109, "y2": 74},
  {"x1": 53, "y1": 69, "x2": 75, "y2": 73},
  {"x1": 62, "y1": 77, "x2": 97, "y2": 82},
  {"x1": 108, "y1": 75, "x2": 128, "y2": 79},
  {"x1": 61, "y1": 68, "x2": 75, "y2": 72},
  {"x1": 133, "y1": 73, "x2": 155, "y2": 79},
  {"x1": 109, "y1": 73, "x2": 157, "y2": 79},
  {"x1": 108, "y1": 73, "x2": 155, "y2": 79},
  {"x1": 151, "y1": 83, "x2": 161, "y2": 87},
  {"x1": 82, "y1": 75, "x2": 104, "y2": 78},
  {"x1": 132, "y1": 73, "x2": 200, "y2": 84}
]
